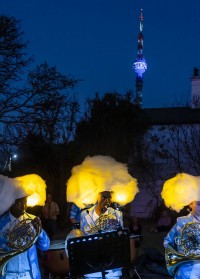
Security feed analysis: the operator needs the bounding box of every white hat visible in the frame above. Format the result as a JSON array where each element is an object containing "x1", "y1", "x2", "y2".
[
  {"x1": 0, "y1": 175, "x2": 29, "y2": 215},
  {"x1": 0, "y1": 174, "x2": 47, "y2": 215}
]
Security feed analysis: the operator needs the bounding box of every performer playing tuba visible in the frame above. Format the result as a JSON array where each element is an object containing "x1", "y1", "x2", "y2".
[
  {"x1": 0, "y1": 174, "x2": 50, "y2": 279},
  {"x1": 162, "y1": 173, "x2": 200, "y2": 279}
]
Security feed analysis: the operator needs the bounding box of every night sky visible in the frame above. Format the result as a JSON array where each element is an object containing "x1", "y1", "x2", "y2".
[{"x1": 1, "y1": 0, "x2": 200, "y2": 109}]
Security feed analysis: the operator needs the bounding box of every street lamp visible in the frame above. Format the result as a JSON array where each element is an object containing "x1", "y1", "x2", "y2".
[{"x1": 4, "y1": 154, "x2": 18, "y2": 172}]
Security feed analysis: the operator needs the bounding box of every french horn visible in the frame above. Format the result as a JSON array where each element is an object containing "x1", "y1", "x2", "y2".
[
  {"x1": 165, "y1": 222, "x2": 200, "y2": 276},
  {"x1": 85, "y1": 208, "x2": 119, "y2": 235},
  {"x1": 0, "y1": 214, "x2": 41, "y2": 276}
]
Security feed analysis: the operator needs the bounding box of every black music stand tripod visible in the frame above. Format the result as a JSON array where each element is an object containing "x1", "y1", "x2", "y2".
[{"x1": 67, "y1": 229, "x2": 131, "y2": 279}]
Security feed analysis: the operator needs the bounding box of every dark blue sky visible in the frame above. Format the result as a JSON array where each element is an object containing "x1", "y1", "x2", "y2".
[{"x1": 2, "y1": 0, "x2": 200, "y2": 109}]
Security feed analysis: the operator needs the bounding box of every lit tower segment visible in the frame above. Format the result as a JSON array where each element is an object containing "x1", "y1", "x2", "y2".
[{"x1": 133, "y1": 9, "x2": 147, "y2": 107}]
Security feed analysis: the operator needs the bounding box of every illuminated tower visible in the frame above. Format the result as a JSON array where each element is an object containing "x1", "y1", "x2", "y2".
[{"x1": 133, "y1": 9, "x2": 147, "y2": 107}]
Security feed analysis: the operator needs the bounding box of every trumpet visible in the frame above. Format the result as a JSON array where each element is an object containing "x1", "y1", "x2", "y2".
[{"x1": 0, "y1": 213, "x2": 41, "y2": 276}]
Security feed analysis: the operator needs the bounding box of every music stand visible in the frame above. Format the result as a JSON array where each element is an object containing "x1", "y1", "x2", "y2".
[{"x1": 67, "y1": 229, "x2": 131, "y2": 279}]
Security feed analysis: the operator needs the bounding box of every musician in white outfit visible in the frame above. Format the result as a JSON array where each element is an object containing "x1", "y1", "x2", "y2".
[
  {"x1": 80, "y1": 191, "x2": 123, "y2": 235},
  {"x1": 161, "y1": 173, "x2": 200, "y2": 279},
  {"x1": 80, "y1": 191, "x2": 123, "y2": 278},
  {"x1": 66, "y1": 155, "x2": 139, "y2": 279},
  {"x1": 0, "y1": 174, "x2": 50, "y2": 279}
]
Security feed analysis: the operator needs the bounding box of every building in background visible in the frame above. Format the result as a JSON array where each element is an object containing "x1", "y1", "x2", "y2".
[{"x1": 130, "y1": 68, "x2": 200, "y2": 218}]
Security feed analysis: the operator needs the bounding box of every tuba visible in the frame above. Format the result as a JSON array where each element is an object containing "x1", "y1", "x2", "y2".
[
  {"x1": 165, "y1": 222, "x2": 200, "y2": 276},
  {"x1": 0, "y1": 213, "x2": 41, "y2": 276}
]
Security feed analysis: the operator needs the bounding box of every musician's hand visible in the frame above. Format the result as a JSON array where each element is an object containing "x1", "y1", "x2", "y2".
[
  {"x1": 108, "y1": 219, "x2": 119, "y2": 230},
  {"x1": 33, "y1": 217, "x2": 42, "y2": 227}
]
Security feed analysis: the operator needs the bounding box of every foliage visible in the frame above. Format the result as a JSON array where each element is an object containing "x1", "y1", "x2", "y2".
[{"x1": 75, "y1": 92, "x2": 149, "y2": 163}]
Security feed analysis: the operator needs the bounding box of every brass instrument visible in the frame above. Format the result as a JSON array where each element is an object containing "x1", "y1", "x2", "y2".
[
  {"x1": 86, "y1": 208, "x2": 118, "y2": 235},
  {"x1": 165, "y1": 222, "x2": 200, "y2": 276},
  {"x1": 0, "y1": 214, "x2": 41, "y2": 276}
]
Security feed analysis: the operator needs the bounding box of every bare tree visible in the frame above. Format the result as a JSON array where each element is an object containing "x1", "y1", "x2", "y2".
[
  {"x1": 0, "y1": 15, "x2": 80, "y2": 172},
  {"x1": 143, "y1": 123, "x2": 200, "y2": 183},
  {"x1": 167, "y1": 124, "x2": 200, "y2": 175},
  {"x1": 0, "y1": 15, "x2": 33, "y2": 126},
  {"x1": 12, "y1": 62, "x2": 79, "y2": 144}
]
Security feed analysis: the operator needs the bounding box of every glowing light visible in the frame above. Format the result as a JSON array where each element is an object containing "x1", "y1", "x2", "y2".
[
  {"x1": 27, "y1": 193, "x2": 41, "y2": 207},
  {"x1": 15, "y1": 174, "x2": 47, "y2": 207},
  {"x1": 161, "y1": 173, "x2": 200, "y2": 212},
  {"x1": 66, "y1": 155, "x2": 139, "y2": 208},
  {"x1": 133, "y1": 61, "x2": 147, "y2": 70},
  {"x1": 112, "y1": 180, "x2": 138, "y2": 206},
  {"x1": 133, "y1": 58, "x2": 147, "y2": 77},
  {"x1": 116, "y1": 195, "x2": 126, "y2": 202}
]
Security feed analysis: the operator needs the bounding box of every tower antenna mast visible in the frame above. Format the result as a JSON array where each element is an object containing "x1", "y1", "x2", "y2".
[{"x1": 133, "y1": 8, "x2": 147, "y2": 107}]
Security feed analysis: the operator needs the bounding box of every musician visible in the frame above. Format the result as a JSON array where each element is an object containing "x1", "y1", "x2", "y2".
[
  {"x1": 80, "y1": 191, "x2": 123, "y2": 278},
  {"x1": 164, "y1": 201, "x2": 200, "y2": 278},
  {"x1": 0, "y1": 175, "x2": 50, "y2": 279},
  {"x1": 67, "y1": 155, "x2": 139, "y2": 279},
  {"x1": 162, "y1": 173, "x2": 200, "y2": 279},
  {"x1": 80, "y1": 191, "x2": 122, "y2": 234}
]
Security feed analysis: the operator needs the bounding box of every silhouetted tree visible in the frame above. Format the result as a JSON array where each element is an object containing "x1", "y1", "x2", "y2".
[
  {"x1": 0, "y1": 16, "x2": 80, "y2": 172},
  {"x1": 75, "y1": 91, "x2": 149, "y2": 163},
  {"x1": 12, "y1": 62, "x2": 79, "y2": 144},
  {"x1": 147, "y1": 123, "x2": 200, "y2": 176},
  {"x1": 136, "y1": 121, "x2": 200, "y2": 210},
  {"x1": 0, "y1": 15, "x2": 33, "y2": 126},
  {"x1": 0, "y1": 15, "x2": 33, "y2": 171}
]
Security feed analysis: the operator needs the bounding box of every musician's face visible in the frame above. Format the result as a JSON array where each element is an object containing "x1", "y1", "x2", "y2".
[
  {"x1": 190, "y1": 201, "x2": 200, "y2": 216},
  {"x1": 10, "y1": 197, "x2": 27, "y2": 218},
  {"x1": 98, "y1": 191, "x2": 112, "y2": 210}
]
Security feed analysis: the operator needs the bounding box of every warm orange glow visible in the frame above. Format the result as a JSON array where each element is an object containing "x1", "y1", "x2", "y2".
[
  {"x1": 27, "y1": 193, "x2": 41, "y2": 207},
  {"x1": 15, "y1": 174, "x2": 47, "y2": 207},
  {"x1": 67, "y1": 155, "x2": 139, "y2": 208},
  {"x1": 112, "y1": 181, "x2": 138, "y2": 206},
  {"x1": 161, "y1": 173, "x2": 200, "y2": 212}
]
